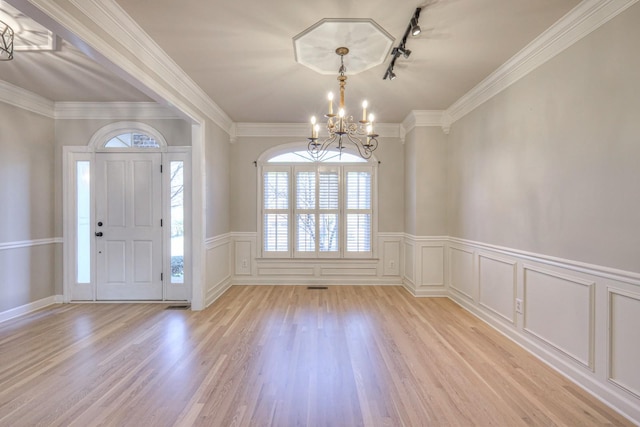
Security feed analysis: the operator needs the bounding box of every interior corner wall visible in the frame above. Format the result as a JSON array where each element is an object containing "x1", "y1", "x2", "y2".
[
  {"x1": 404, "y1": 126, "x2": 447, "y2": 237},
  {"x1": 447, "y1": 3, "x2": 640, "y2": 273},
  {"x1": 444, "y1": 4, "x2": 640, "y2": 422},
  {"x1": 203, "y1": 119, "x2": 232, "y2": 305},
  {"x1": 0, "y1": 102, "x2": 57, "y2": 312},
  {"x1": 204, "y1": 119, "x2": 230, "y2": 238}
]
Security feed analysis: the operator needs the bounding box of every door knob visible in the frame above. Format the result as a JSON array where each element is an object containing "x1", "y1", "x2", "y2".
[{"x1": 95, "y1": 232, "x2": 103, "y2": 237}]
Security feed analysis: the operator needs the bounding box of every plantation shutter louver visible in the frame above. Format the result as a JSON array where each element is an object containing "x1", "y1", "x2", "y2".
[
  {"x1": 263, "y1": 170, "x2": 289, "y2": 253},
  {"x1": 318, "y1": 170, "x2": 339, "y2": 253},
  {"x1": 346, "y1": 170, "x2": 372, "y2": 253}
]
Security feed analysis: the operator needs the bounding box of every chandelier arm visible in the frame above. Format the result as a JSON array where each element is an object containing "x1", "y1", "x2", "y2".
[{"x1": 344, "y1": 133, "x2": 374, "y2": 159}]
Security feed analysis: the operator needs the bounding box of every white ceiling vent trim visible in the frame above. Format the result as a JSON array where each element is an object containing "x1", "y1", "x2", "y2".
[{"x1": 444, "y1": 0, "x2": 640, "y2": 126}]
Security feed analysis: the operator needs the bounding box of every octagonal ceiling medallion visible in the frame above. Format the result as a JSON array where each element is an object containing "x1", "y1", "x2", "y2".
[{"x1": 293, "y1": 18, "x2": 394, "y2": 75}]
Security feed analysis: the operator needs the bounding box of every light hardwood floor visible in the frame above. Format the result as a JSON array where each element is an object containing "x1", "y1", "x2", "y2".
[{"x1": 0, "y1": 286, "x2": 633, "y2": 426}]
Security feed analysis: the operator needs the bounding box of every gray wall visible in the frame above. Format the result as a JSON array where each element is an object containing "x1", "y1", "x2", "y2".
[
  {"x1": 205, "y1": 119, "x2": 231, "y2": 237},
  {"x1": 0, "y1": 102, "x2": 57, "y2": 311},
  {"x1": 405, "y1": 126, "x2": 448, "y2": 236},
  {"x1": 447, "y1": 3, "x2": 640, "y2": 273},
  {"x1": 229, "y1": 135, "x2": 405, "y2": 233}
]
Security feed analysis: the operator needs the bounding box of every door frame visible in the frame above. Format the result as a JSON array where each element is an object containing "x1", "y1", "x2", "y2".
[{"x1": 62, "y1": 137, "x2": 192, "y2": 302}]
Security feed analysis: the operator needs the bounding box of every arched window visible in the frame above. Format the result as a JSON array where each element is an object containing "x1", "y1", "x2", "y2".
[
  {"x1": 88, "y1": 121, "x2": 168, "y2": 150},
  {"x1": 104, "y1": 132, "x2": 160, "y2": 148},
  {"x1": 258, "y1": 144, "x2": 377, "y2": 259}
]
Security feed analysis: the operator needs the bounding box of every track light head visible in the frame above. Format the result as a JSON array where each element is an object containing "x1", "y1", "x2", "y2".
[
  {"x1": 392, "y1": 46, "x2": 411, "y2": 59},
  {"x1": 411, "y1": 18, "x2": 421, "y2": 36},
  {"x1": 388, "y1": 69, "x2": 396, "y2": 80}
]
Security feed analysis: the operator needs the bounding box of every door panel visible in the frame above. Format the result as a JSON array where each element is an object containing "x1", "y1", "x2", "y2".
[{"x1": 96, "y1": 153, "x2": 163, "y2": 300}]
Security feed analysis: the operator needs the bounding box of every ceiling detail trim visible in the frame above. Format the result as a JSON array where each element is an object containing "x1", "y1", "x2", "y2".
[
  {"x1": 0, "y1": 80, "x2": 55, "y2": 118},
  {"x1": 444, "y1": 0, "x2": 639, "y2": 126},
  {"x1": 402, "y1": 111, "x2": 447, "y2": 135},
  {"x1": 55, "y1": 102, "x2": 180, "y2": 120},
  {"x1": 65, "y1": 0, "x2": 233, "y2": 130}
]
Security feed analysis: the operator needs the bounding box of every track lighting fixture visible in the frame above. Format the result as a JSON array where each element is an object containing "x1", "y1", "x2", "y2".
[
  {"x1": 383, "y1": 7, "x2": 422, "y2": 80},
  {"x1": 411, "y1": 18, "x2": 421, "y2": 36},
  {"x1": 392, "y1": 46, "x2": 411, "y2": 59}
]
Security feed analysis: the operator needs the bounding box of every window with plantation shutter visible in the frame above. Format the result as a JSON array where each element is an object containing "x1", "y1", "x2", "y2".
[
  {"x1": 260, "y1": 148, "x2": 376, "y2": 259},
  {"x1": 345, "y1": 169, "x2": 372, "y2": 255},
  {"x1": 263, "y1": 170, "x2": 289, "y2": 254}
]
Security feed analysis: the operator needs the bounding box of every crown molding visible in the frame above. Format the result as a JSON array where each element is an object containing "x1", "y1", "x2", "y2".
[
  {"x1": 55, "y1": 102, "x2": 181, "y2": 120},
  {"x1": 66, "y1": 0, "x2": 233, "y2": 131},
  {"x1": 445, "y1": 0, "x2": 639, "y2": 125},
  {"x1": 401, "y1": 110, "x2": 447, "y2": 135},
  {"x1": 234, "y1": 122, "x2": 402, "y2": 140},
  {"x1": 0, "y1": 80, "x2": 55, "y2": 118},
  {"x1": 16, "y1": 0, "x2": 231, "y2": 132}
]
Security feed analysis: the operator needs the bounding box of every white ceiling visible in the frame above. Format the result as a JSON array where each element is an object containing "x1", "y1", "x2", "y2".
[
  {"x1": 0, "y1": 1, "x2": 151, "y2": 102},
  {"x1": 1, "y1": 0, "x2": 582, "y2": 123}
]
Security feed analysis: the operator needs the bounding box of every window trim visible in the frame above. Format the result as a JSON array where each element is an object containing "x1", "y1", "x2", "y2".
[
  {"x1": 257, "y1": 144, "x2": 378, "y2": 260},
  {"x1": 88, "y1": 121, "x2": 168, "y2": 152}
]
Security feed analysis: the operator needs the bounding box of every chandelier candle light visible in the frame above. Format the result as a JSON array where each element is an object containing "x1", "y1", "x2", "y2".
[{"x1": 308, "y1": 47, "x2": 378, "y2": 160}]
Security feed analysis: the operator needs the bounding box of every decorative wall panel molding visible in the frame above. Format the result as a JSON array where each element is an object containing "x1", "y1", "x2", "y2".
[
  {"x1": 0, "y1": 237, "x2": 62, "y2": 251},
  {"x1": 478, "y1": 253, "x2": 517, "y2": 324},
  {"x1": 608, "y1": 288, "x2": 640, "y2": 399},
  {"x1": 402, "y1": 235, "x2": 447, "y2": 296},
  {"x1": 205, "y1": 234, "x2": 231, "y2": 307},
  {"x1": 523, "y1": 265, "x2": 595, "y2": 369},
  {"x1": 445, "y1": 237, "x2": 640, "y2": 424},
  {"x1": 229, "y1": 232, "x2": 403, "y2": 285},
  {"x1": 448, "y1": 246, "x2": 475, "y2": 301}
]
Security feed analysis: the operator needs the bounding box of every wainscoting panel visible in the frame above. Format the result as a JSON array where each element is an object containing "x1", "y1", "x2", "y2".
[
  {"x1": 421, "y1": 246, "x2": 444, "y2": 287},
  {"x1": 449, "y1": 246, "x2": 475, "y2": 301},
  {"x1": 402, "y1": 236, "x2": 447, "y2": 296},
  {"x1": 382, "y1": 240, "x2": 400, "y2": 277},
  {"x1": 205, "y1": 235, "x2": 231, "y2": 306},
  {"x1": 446, "y1": 237, "x2": 640, "y2": 424},
  {"x1": 257, "y1": 266, "x2": 315, "y2": 277},
  {"x1": 403, "y1": 241, "x2": 415, "y2": 285},
  {"x1": 608, "y1": 288, "x2": 640, "y2": 398},
  {"x1": 229, "y1": 232, "x2": 402, "y2": 285},
  {"x1": 234, "y1": 240, "x2": 252, "y2": 276},
  {"x1": 478, "y1": 254, "x2": 517, "y2": 324},
  {"x1": 523, "y1": 265, "x2": 594, "y2": 369}
]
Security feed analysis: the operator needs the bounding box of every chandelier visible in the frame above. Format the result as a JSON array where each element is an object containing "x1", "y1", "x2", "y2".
[
  {"x1": 308, "y1": 47, "x2": 378, "y2": 160},
  {"x1": 0, "y1": 19, "x2": 14, "y2": 61}
]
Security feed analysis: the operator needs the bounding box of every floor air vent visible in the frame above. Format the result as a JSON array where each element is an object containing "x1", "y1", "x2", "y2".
[
  {"x1": 307, "y1": 286, "x2": 328, "y2": 290},
  {"x1": 165, "y1": 305, "x2": 191, "y2": 310}
]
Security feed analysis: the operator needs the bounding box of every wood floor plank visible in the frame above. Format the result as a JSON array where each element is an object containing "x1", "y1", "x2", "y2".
[{"x1": 0, "y1": 286, "x2": 633, "y2": 426}]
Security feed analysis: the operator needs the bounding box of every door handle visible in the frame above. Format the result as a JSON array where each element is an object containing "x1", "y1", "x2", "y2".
[{"x1": 95, "y1": 232, "x2": 103, "y2": 237}]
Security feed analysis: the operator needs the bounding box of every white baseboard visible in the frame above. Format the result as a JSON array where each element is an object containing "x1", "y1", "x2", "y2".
[
  {"x1": 449, "y1": 293, "x2": 640, "y2": 426},
  {"x1": 0, "y1": 295, "x2": 63, "y2": 324},
  {"x1": 205, "y1": 277, "x2": 232, "y2": 307}
]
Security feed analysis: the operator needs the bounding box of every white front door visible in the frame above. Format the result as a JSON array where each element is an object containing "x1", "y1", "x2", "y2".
[{"x1": 95, "y1": 153, "x2": 163, "y2": 300}]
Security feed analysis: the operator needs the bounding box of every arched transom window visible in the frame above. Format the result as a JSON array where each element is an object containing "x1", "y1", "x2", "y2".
[
  {"x1": 104, "y1": 132, "x2": 160, "y2": 148},
  {"x1": 258, "y1": 144, "x2": 377, "y2": 259}
]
